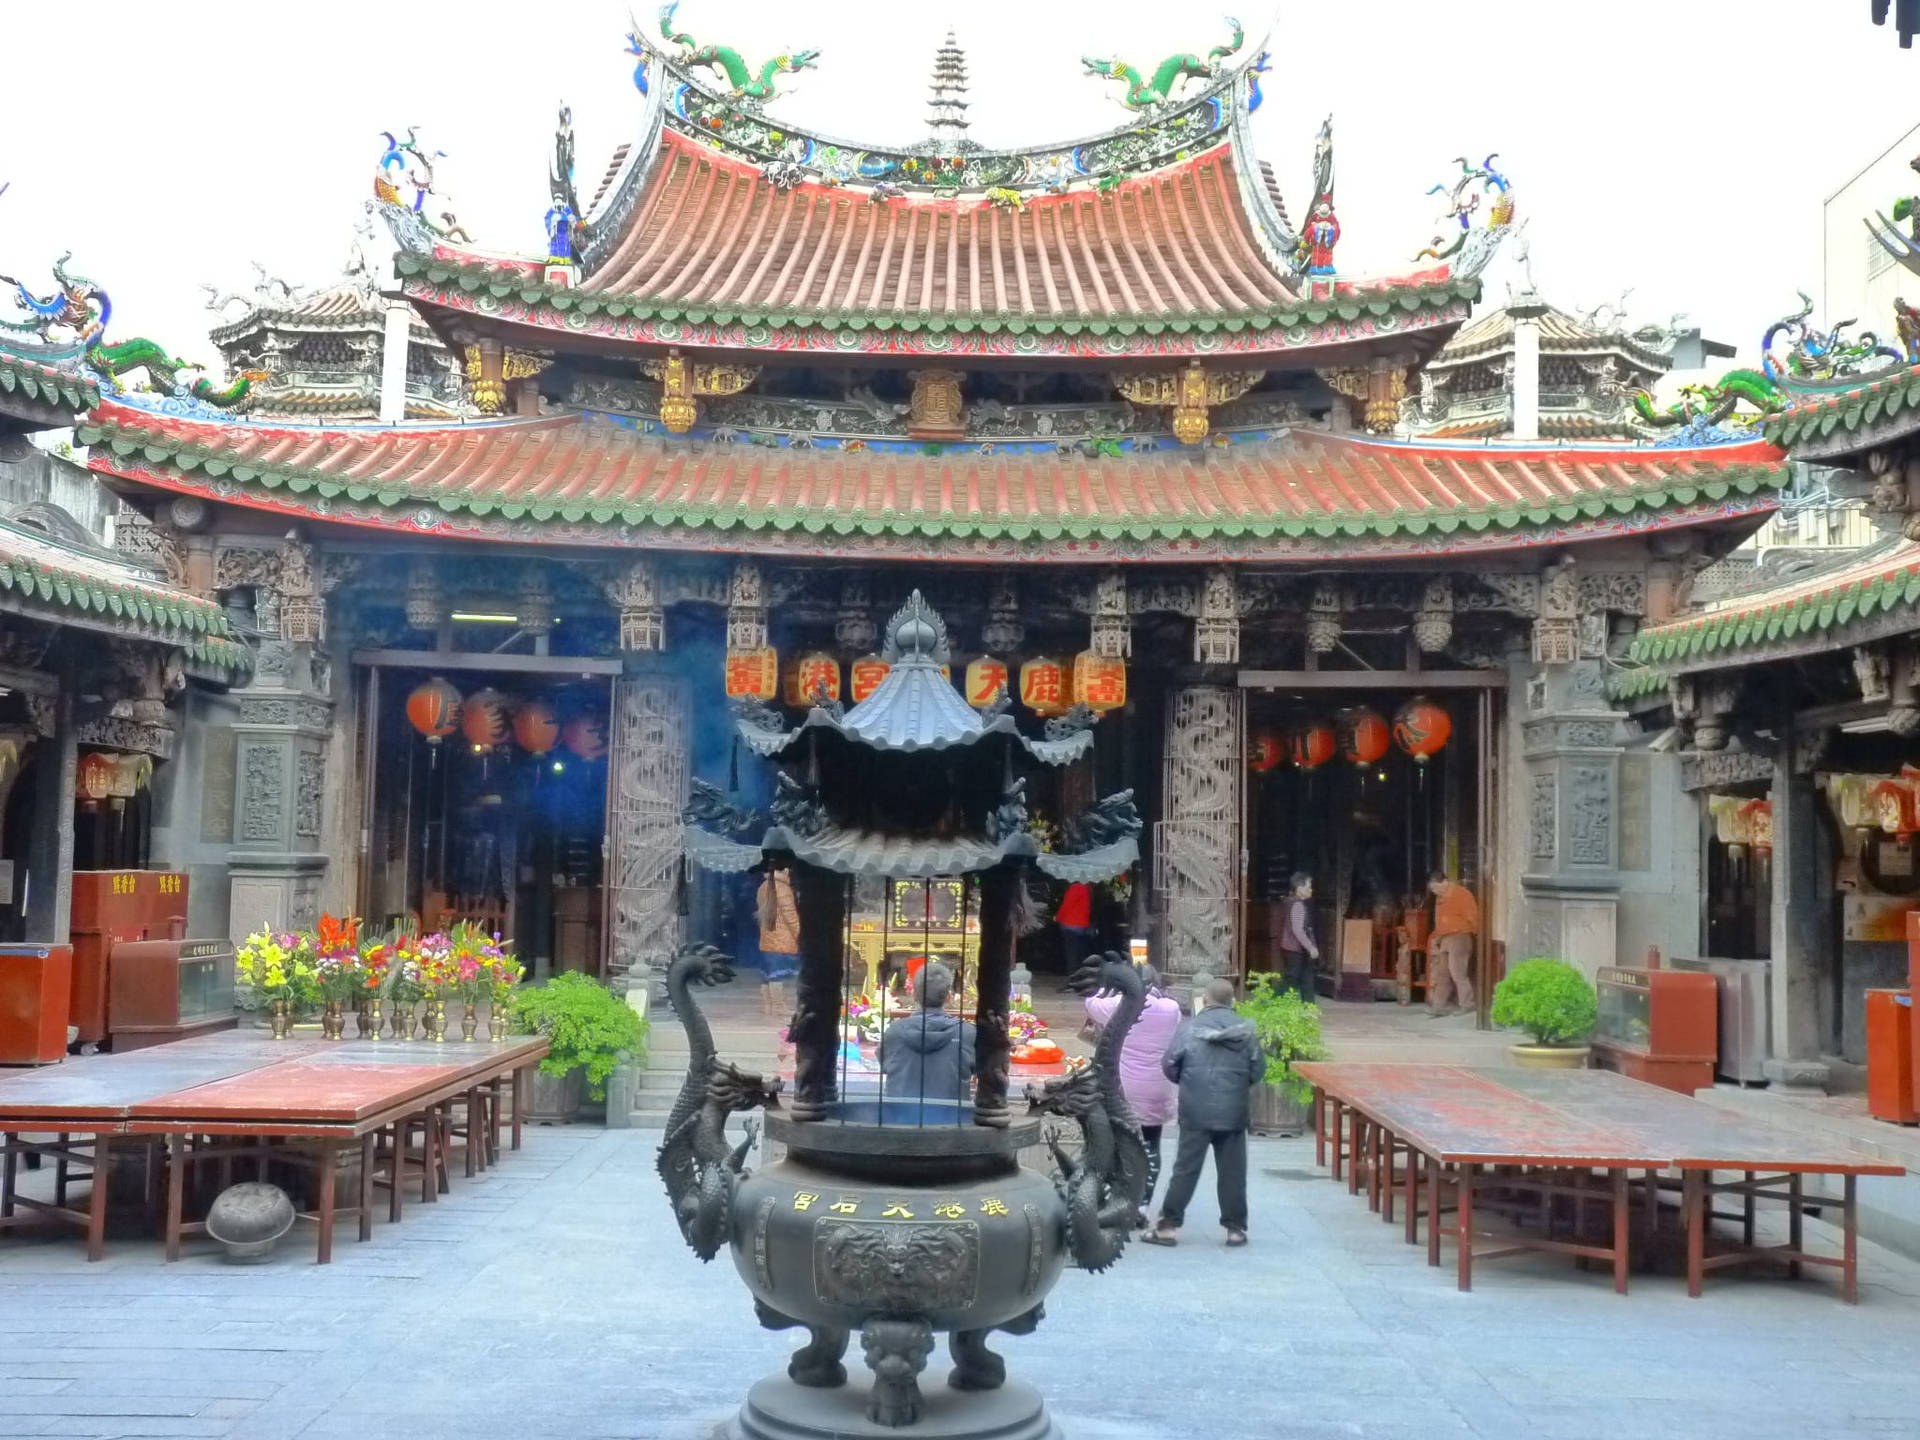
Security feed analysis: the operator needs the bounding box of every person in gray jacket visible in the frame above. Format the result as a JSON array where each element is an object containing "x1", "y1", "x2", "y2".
[{"x1": 1142, "y1": 978, "x2": 1265, "y2": 1247}]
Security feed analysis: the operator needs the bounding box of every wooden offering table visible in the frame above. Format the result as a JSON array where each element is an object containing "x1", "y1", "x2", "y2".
[
  {"x1": 1298, "y1": 1062, "x2": 1903, "y2": 1303},
  {"x1": 0, "y1": 1032, "x2": 546, "y2": 1262}
]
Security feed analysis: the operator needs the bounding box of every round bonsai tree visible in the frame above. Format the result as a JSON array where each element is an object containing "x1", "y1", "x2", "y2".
[
  {"x1": 507, "y1": 972, "x2": 649, "y2": 1099},
  {"x1": 1489, "y1": 957, "x2": 1596, "y2": 1048}
]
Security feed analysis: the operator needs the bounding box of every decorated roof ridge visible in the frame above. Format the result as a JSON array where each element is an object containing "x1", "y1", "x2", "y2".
[
  {"x1": 0, "y1": 510, "x2": 251, "y2": 673},
  {"x1": 78, "y1": 397, "x2": 1790, "y2": 557},
  {"x1": 1626, "y1": 534, "x2": 1920, "y2": 671},
  {"x1": 206, "y1": 281, "x2": 443, "y2": 346},
  {"x1": 90, "y1": 387, "x2": 553, "y2": 433},
  {"x1": 0, "y1": 331, "x2": 100, "y2": 417},
  {"x1": 1762, "y1": 359, "x2": 1920, "y2": 453},
  {"x1": 1430, "y1": 300, "x2": 1675, "y2": 374}
]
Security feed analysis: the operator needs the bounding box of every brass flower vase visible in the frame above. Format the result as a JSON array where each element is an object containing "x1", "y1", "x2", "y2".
[
  {"x1": 321, "y1": 1000, "x2": 346, "y2": 1041},
  {"x1": 267, "y1": 999, "x2": 292, "y2": 1040},
  {"x1": 491, "y1": 1001, "x2": 513, "y2": 1042},
  {"x1": 461, "y1": 1002, "x2": 479, "y2": 1042},
  {"x1": 424, "y1": 996, "x2": 448, "y2": 1043},
  {"x1": 363, "y1": 997, "x2": 384, "y2": 1040},
  {"x1": 392, "y1": 1003, "x2": 416, "y2": 1041}
]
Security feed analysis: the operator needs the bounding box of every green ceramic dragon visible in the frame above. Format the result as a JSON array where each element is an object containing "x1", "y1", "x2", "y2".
[
  {"x1": 1083, "y1": 18, "x2": 1243, "y2": 110},
  {"x1": 2, "y1": 256, "x2": 260, "y2": 408},
  {"x1": 659, "y1": 3, "x2": 820, "y2": 102},
  {"x1": 1630, "y1": 369, "x2": 1781, "y2": 430}
]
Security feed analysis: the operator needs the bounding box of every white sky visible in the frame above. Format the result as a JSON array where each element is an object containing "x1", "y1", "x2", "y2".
[{"x1": 4, "y1": 1, "x2": 1918, "y2": 383}]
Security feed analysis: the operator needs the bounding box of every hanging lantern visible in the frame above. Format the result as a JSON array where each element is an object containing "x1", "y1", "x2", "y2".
[
  {"x1": 461, "y1": 688, "x2": 511, "y2": 749},
  {"x1": 1874, "y1": 779, "x2": 1920, "y2": 836},
  {"x1": 561, "y1": 714, "x2": 608, "y2": 762},
  {"x1": 406, "y1": 678, "x2": 462, "y2": 744},
  {"x1": 965, "y1": 655, "x2": 1009, "y2": 709},
  {"x1": 1391, "y1": 696, "x2": 1452, "y2": 765},
  {"x1": 1020, "y1": 656, "x2": 1069, "y2": 716},
  {"x1": 1741, "y1": 799, "x2": 1774, "y2": 856},
  {"x1": 512, "y1": 700, "x2": 560, "y2": 756},
  {"x1": 795, "y1": 651, "x2": 842, "y2": 707},
  {"x1": 1248, "y1": 733, "x2": 1285, "y2": 773},
  {"x1": 1337, "y1": 708, "x2": 1390, "y2": 769},
  {"x1": 76, "y1": 751, "x2": 117, "y2": 804},
  {"x1": 725, "y1": 646, "x2": 780, "y2": 702},
  {"x1": 1291, "y1": 722, "x2": 1336, "y2": 772},
  {"x1": 108, "y1": 753, "x2": 153, "y2": 800},
  {"x1": 1071, "y1": 650, "x2": 1127, "y2": 713},
  {"x1": 849, "y1": 653, "x2": 891, "y2": 704}
]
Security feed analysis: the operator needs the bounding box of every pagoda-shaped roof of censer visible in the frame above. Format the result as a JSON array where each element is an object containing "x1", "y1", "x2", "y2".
[{"x1": 683, "y1": 590, "x2": 1138, "y2": 881}]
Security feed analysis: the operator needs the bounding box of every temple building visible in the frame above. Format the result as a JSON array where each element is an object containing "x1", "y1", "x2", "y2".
[{"x1": 0, "y1": 23, "x2": 1796, "y2": 1015}]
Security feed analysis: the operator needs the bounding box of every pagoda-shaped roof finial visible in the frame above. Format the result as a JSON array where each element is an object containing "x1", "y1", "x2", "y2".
[{"x1": 925, "y1": 29, "x2": 970, "y2": 147}]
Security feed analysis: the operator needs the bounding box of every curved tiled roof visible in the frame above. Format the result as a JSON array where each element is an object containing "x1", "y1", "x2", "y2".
[
  {"x1": 1763, "y1": 361, "x2": 1920, "y2": 459},
  {"x1": 1429, "y1": 302, "x2": 1670, "y2": 375},
  {"x1": 0, "y1": 334, "x2": 99, "y2": 425},
  {"x1": 0, "y1": 513, "x2": 250, "y2": 674},
  {"x1": 79, "y1": 398, "x2": 1789, "y2": 562}
]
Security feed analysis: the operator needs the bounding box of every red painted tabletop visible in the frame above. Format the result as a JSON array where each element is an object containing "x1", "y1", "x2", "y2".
[{"x1": 130, "y1": 1061, "x2": 458, "y2": 1123}]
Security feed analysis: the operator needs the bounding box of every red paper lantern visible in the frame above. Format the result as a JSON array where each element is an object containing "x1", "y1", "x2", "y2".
[
  {"x1": 1290, "y1": 723, "x2": 1336, "y2": 772},
  {"x1": 562, "y1": 714, "x2": 608, "y2": 762},
  {"x1": 512, "y1": 700, "x2": 560, "y2": 756},
  {"x1": 76, "y1": 751, "x2": 117, "y2": 803},
  {"x1": 1071, "y1": 651, "x2": 1127, "y2": 713},
  {"x1": 964, "y1": 656, "x2": 1009, "y2": 709},
  {"x1": 1248, "y1": 733, "x2": 1285, "y2": 772},
  {"x1": 461, "y1": 688, "x2": 510, "y2": 749},
  {"x1": 1337, "y1": 708, "x2": 1390, "y2": 769},
  {"x1": 849, "y1": 654, "x2": 890, "y2": 704},
  {"x1": 1020, "y1": 656, "x2": 1069, "y2": 717},
  {"x1": 406, "y1": 678, "x2": 461, "y2": 745},
  {"x1": 725, "y1": 647, "x2": 780, "y2": 702},
  {"x1": 1391, "y1": 696, "x2": 1452, "y2": 765},
  {"x1": 793, "y1": 651, "x2": 842, "y2": 707}
]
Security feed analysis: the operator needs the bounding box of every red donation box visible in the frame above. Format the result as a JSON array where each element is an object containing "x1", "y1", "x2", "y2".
[
  {"x1": 1865, "y1": 989, "x2": 1917, "y2": 1125},
  {"x1": 0, "y1": 944, "x2": 73, "y2": 1064},
  {"x1": 68, "y1": 870, "x2": 188, "y2": 1046},
  {"x1": 1591, "y1": 966, "x2": 1718, "y2": 1094}
]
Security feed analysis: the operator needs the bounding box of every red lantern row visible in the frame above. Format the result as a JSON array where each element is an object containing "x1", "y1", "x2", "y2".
[
  {"x1": 1249, "y1": 698, "x2": 1452, "y2": 773},
  {"x1": 405, "y1": 679, "x2": 605, "y2": 761}
]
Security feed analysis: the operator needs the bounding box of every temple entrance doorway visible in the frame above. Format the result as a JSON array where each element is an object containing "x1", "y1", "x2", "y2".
[
  {"x1": 358, "y1": 662, "x2": 617, "y2": 980},
  {"x1": 1240, "y1": 679, "x2": 1499, "y2": 1006}
]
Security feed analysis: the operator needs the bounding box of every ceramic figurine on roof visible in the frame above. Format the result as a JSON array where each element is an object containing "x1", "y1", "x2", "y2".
[
  {"x1": 1082, "y1": 17, "x2": 1243, "y2": 110},
  {"x1": 1415, "y1": 154, "x2": 1515, "y2": 280},
  {"x1": 1629, "y1": 370, "x2": 1781, "y2": 439},
  {"x1": 545, "y1": 105, "x2": 588, "y2": 271},
  {"x1": 1762, "y1": 293, "x2": 1903, "y2": 383},
  {"x1": 658, "y1": 2, "x2": 819, "y2": 104},
  {"x1": 372, "y1": 129, "x2": 469, "y2": 247}
]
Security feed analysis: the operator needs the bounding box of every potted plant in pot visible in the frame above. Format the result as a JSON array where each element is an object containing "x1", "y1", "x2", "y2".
[
  {"x1": 1489, "y1": 957, "x2": 1596, "y2": 1069},
  {"x1": 1236, "y1": 975, "x2": 1326, "y2": 1134},
  {"x1": 506, "y1": 972, "x2": 650, "y2": 1123}
]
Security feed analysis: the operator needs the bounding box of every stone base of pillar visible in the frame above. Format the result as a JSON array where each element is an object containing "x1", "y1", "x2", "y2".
[
  {"x1": 1761, "y1": 1056, "x2": 1832, "y2": 1095},
  {"x1": 227, "y1": 855, "x2": 327, "y2": 944}
]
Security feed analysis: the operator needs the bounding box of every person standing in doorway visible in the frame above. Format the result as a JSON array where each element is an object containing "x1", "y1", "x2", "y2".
[
  {"x1": 1427, "y1": 870, "x2": 1480, "y2": 1017},
  {"x1": 1083, "y1": 963, "x2": 1183, "y2": 1224},
  {"x1": 1143, "y1": 979, "x2": 1264, "y2": 1248},
  {"x1": 1276, "y1": 872, "x2": 1320, "y2": 1000},
  {"x1": 1056, "y1": 881, "x2": 1096, "y2": 972},
  {"x1": 757, "y1": 866, "x2": 800, "y2": 982}
]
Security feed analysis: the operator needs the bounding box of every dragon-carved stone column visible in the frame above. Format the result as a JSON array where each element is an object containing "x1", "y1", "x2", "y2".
[
  {"x1": 971, "y1": 864, "x2": 1019, "y2": 1129},
  {"x1": 788, "y1": 861, "x2": 845, "y2": 1122}
]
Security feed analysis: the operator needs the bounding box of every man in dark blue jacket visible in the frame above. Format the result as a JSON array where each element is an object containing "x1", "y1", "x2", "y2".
[
  {"x1": 878, "y1": 962, "x2": 975, "y2": 1102},
  {"x1": 1143, "y1": 979, "x2": 1264, "y2": 1247}
]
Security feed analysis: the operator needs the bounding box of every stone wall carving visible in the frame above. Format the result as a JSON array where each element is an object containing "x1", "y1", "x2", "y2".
[
  {"x1": 605, "y1": 675, "x2": 690, "y2": 980},
  {"x1": 74, "y1": 715, "x2": 177, "y2": 760},
  {"x1": 295, "y1": 751, "x2": 324, "y2": 839},
  {"x1": 1567, "y1": 764, "x2": 1613, "y2": 866},
  {"x1": 237, "y1": 696, "x2": 332, "y2": 730},
  {"x1": 834, "y1": 573, "x2": 877, "y2": 654},
  {"x1": 607, "y1": 556, "x2": 666, "y2": 653},
  {"x1": 1191, "y1": 569, "x2": 1239, "y2": 665},
  {"x1": 1413, "y1": 576, "x2": 1453, "y2": 653},
  {"x1": 1576, "y1": 572, "x2": 1647, "y2": 617},
  {"x1": 1529, "y1": 774, "x2": 1557, "y2": 859},
  {"x1": 1158, "y1": 686, "x2": 1240, "y2": 978},
  {"x1": 1088, "y1": 570, "x2": 1130, "y2": 658},
  {"x1": 239, "y1": 743, "x2": 285, "y2": 844},
  {"x1": 979, "y1": 574, "x2": 1022, "y2": 653},
  {"x1": 1678, "y1": 749, "x2": 1774, "y2": 791},
  {"x1": 1305, "y1": 582, "x2": 1343, "y2": 655},
  {"x1": 727, "y1": 560, "x2": 768, "y2": 652},
  {"x1": 1462, "y1": 573, "x2": 1541, "y2": 617}
]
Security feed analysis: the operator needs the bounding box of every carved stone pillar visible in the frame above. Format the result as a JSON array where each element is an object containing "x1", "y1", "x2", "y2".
[
  {"x1": 971, "y1": 864, "x2": 1019, "y2": 1128},
  {"x1": 1305, "y1": 582, "x2": 1343, "y2": 655},
  {"x1": 227, "y1": 642, "x2": 333, "y2": 945},
  {"x1": 1159, "y1": 686, "x2": 1241, "y2": 982},
  {"x1": 728, "y1": 559, "x2": 768, "y2": 651},
  {"x1": 1088, "y1": 570, "x2": 1130, "y2": 659},
  {"x1": 1766, "y1": 727, "x2": 1832, "y2": 1091},
  {"x1": 789, "y1": 860, "x2": 844, "y2": 1122},
  {"x1": 607, "y1": 556, "x2": 666, "y2": 653},
  {"x1": 273, "y1": 531, "x2": 324, "y2": 646},
  {"x1": 22, "y1": 688, "x2": 76, "y2": 943},
  {"x1": 1191, "y1": 568, "x2": 1239, "y2": 665},
  {"x1": 1531, "y1": 559, "x2": 1578, "y2": 666}
]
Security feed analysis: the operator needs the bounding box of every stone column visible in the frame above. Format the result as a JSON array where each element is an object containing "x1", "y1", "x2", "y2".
[
  {"x1": 971, "y1": 865, "x2": 1017, "y2": 1129},
  {"x1": 1765, "y1": 728, "x2": 1832, "y2": 1091},
  {"x1": 1510, "y1": 292, "x2": 1547, "y2": 441},
  {"x1": 789, "y1": 861, "x2": 844, "y2": 1122},
  {"x1": 22, "y1": 688, "x2": 76, "y2": 943},
  {"x1": 1159, "y1": 685, "x2": 1240, "y2": 985},
  {"x1": 226, "y1": 639, "x2": 333, "y2": 943}
]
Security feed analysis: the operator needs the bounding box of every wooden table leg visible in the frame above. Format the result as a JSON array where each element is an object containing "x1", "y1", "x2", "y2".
[
  {"x1": 1742, "y1": 1169, "x2": 1756, "y2": 1248},
  {"x1": 1788, "y1": 1173, "x2": 1803, "y2": 1281},
  {"x1": 358, "y1": 1133, "x2": 375, "y2": 1243},
  {"x1": 421, "y1": 1110, "x2": 437, "y2": 1204},
  {"x1": 1381, "y1": 1133, "x2": 1396, "y2": 1225},
  {"x1": 1427, "y1": 1155, "x2": 1442, "y2": 1267},
  {"x1": 464, "y1": 1089, "x2": 480, "y2": 1178},
  {"x1": 1684, "y1": 1169, "x2": 1704, "y2": 1298},
  {"x1": 1456, "y1": 1162, "x2": 1474, "y2": 1292},
  {"x1": 1329, "y1": 1100, "x2": 1344, "y2": 1182},
  {"x1": 511, "y1": 1066, "x2": 526, "y2": 1150},
  {"x1": 1313, "y1": 1087, "x2": 1326, "y2": 1168},
  {"x1": 165, "y1": 1133, "x2": 186, "y2": 1262},
  {"x1": 1611, "y1": 1167, "x2": 1629, "y2": 1296},
  {"x1": 1644, "y1": 1168, "x2": 1659, "y2": 1232},
  {"x1": 1, "y1": 1133, "x2": 16, "y2": 1220},
  {"x1": 55, "y1": 1131, "x2": 69, "y2": 1208},
  {"x1": 1403, "y1": 1142, "x2": 1418, "y2": 1244},
  {"x1": 488, "y1": 1076, "x2": 504, "y2": 1163},
  {"x1": 85, "y1": 1134, "x2": 112, "y2": 1262},
  {"x1": 315, "y1": 1142, "x2": 336, "y2": 1264},
  {"x1": 1843, "y1": 1174, "x2": 1858, "y2": 1305},
  {"x1": 1348, "y1": 1116, "x2": 1365, "y2": 1197},
  {"x1": 388, "y1": 1122, "x2": 405, "y2": 1224}
]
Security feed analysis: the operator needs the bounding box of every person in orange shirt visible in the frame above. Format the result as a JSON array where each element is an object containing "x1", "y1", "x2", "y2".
[{"x1": 1426, "y1": 870, "x2": 1480, "y2": 1017}]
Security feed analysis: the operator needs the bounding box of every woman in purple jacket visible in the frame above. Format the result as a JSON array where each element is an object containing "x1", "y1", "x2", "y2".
[{"x1": 1084, "y1": 964, "x2": 1184, "y2": 1223}]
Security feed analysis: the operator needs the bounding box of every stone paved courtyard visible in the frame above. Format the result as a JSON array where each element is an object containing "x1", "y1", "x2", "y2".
[{"x1": 4, "y1": 1126, "x2": 1919, "y2": 1440}]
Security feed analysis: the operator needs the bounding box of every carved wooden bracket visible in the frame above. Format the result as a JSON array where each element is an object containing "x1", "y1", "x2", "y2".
[
  {"x1": 1114, "y1": 361, "x2": 1262, "y2": 445},
  {"x1": 643, "y1": 349, "x2": 761, "y2": 433}
]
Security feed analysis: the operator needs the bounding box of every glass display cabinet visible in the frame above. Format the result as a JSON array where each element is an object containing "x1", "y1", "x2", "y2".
[{"x1": 1592, "y1": 966, "x2": 1718, "y2": 1093}]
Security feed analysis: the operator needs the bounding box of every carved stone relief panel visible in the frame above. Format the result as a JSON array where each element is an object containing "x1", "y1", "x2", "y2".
[
  {"x1": 295, "y1": 751, "x2": 325, "y2": 840},
  {"x1": 1529, "y1": 774, "x2": 1557, "y2": 860},
  {"x1": 238, "y1": 742, "x2": 287, "y2": 846},
  {"x1": 605, "y1": 675, "x2": 690, "y2": 980},
  {"x1": 1567, "y1": 763, "x2": 1613, "y2": 867},
  {"x1": 1158, "y1": 686, "x2": 1240, "y2": 978}
]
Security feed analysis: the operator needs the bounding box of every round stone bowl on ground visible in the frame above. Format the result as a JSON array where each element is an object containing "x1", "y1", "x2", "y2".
[{"x1": 204, "y1": 1182, "x2": 296, "y2": 1263}]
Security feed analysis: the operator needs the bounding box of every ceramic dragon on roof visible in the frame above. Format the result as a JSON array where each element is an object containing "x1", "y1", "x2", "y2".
[
  {"x1": 1082, "y1": 18, "x2": 1243, "y2": 110},
  {"x1": 1761, "y1": 293, "x2": 1903, "y2": 383},
  {"x1": 0, "y1": 254, "x2": 261, "y2": 408},
  {"x1": 658, "y1": 2, "x2": 820, "y2": 104}
]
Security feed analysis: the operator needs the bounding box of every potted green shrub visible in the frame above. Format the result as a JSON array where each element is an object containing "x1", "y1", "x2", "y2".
[
  {"x1": 1489, "y1": 957, "x2": 1596, "y2": 1069},
  {"x1": 506, "y1": 973, "x2": 650, "y2": 1123},
  {"x1": 1235, "y1": 975, "x2": 1326, "y2": 1134}
]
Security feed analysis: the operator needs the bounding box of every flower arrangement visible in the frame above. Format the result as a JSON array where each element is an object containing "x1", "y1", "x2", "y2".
[
  {"x1": 235, "y1": 928, "x2": 321, "y2": 1009},
  {"x1": 311, "y1": 913, "x2": 364, "y2": 1005},
  {"x1": 842, "y1": 994, "x2": 885, "y2": 1044},
  {"x1": 1008, "y1": 1009, "x2": 1048, "y2": 1046}
]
